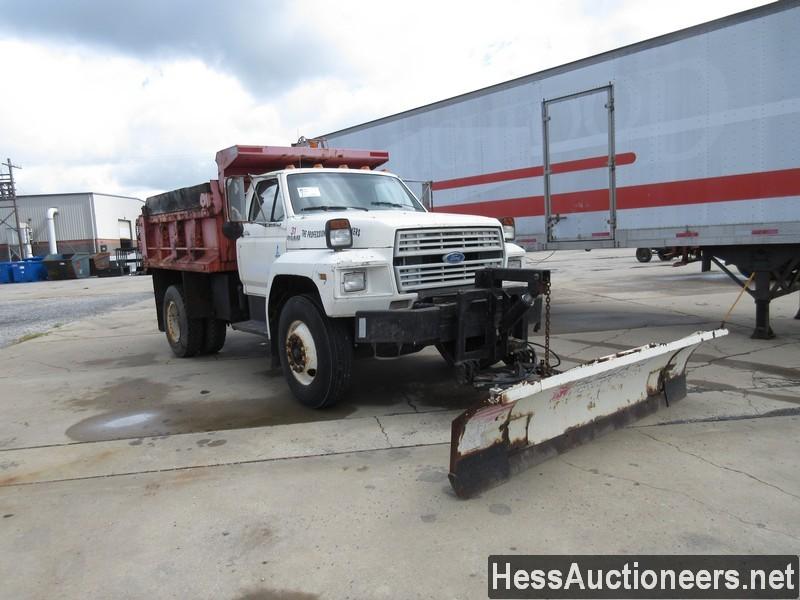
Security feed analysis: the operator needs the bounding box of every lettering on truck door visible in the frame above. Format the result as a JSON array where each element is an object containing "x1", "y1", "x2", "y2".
[{"x1": 237, "y1": 178, "x2": 287, "y2": 297}]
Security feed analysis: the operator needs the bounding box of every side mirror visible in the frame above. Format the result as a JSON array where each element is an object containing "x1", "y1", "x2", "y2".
[{"x1": 222, "y1": 221, "x2": 244, "y2": 240}]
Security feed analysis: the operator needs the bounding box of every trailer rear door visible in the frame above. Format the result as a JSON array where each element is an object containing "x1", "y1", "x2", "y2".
[{"x1": 543, "y1": 85, "x2": 616, "y2": 243}]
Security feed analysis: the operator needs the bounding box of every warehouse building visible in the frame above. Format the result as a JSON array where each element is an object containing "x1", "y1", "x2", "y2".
[{"x1": 1, "y1": 192, "x2": 143, "y2": 259}]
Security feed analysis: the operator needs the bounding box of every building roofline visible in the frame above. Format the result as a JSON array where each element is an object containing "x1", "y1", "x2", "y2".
[
  {"x1": 320, "y1": 1, "x2": 793, "y2": 138},
  {"x1": 17, "y1": 192, "x2": 143, "y2": 201}
]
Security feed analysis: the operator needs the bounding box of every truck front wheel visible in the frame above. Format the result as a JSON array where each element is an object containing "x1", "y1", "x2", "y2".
[
  {"x1": 163, "y1": 284, "x2": 204, "y2": 358},
  {"x1": 277, "y1": 295, "x2": 353, "y2": 408}
]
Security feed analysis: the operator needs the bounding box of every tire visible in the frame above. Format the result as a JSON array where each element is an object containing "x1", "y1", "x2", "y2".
[
  {"x1": 657, "y1": 249, "x2": 671, "y2": 262},
  {"x1": 277, "y1": 295, "x2": 352, "y2": 408},
  {"x1": 163, "y1": 284, "x2": 204, "y2": 358},
  {"x1": 635, "y1": 248, "x2": 652, "y2": 263},
  {"x1": 201, "y1": 319, "x2": 227, "y2": 354}
]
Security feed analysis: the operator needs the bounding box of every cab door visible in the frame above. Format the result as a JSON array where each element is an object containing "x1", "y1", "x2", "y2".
[{"x1": 236, "y1": 177, "x2": 287, "y2": 297}]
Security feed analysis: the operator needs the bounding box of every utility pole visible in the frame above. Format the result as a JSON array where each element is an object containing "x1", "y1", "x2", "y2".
[{"x1": 0, "y1": 158, "x2": 23, "y2": 260}]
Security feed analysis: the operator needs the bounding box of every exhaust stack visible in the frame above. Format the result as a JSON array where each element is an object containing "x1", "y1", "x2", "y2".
[{"x1": 46, "y1": 207, "x2": 58, "y2": 255}]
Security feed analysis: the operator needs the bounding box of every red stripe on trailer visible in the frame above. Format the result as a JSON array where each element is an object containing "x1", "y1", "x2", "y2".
[
  {"x1": 433, "y1": 167, "x2": 800, "y2": 217},
  {"x1": 675, "y1": 231, "x2": 699, "y2": 238},
  {"x1": 431, "y1": 152, "x2": 637, "y2": 191},
  {"x1": 591, "y1": 232, "x2": 611, "y2": 237},
  {"x1": 752, "y1": 228, "x2": 779, "y2": 235}
]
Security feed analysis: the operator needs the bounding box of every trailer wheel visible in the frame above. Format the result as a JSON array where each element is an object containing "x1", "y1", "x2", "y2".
[
  {"x1": 163, "y1": 285, "x2": 204, "y2": 358},
  {"x1": 657, "y1": 249, "x2": 671, "y2": 261},
  {"x1": 201, "y1": 319, "x2": 227, "y2": 354},
  {"x1": 635, "y1": 248, "x2": 652, "y2": 263},
  {"x1": 278, "y1": 295, "x2": 352, "y2": 408}
]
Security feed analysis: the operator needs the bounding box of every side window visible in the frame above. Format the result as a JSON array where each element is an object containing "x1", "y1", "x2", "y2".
[
  {"x1": 226, "y1": 176, "x2": 246, "y2": 221},
  {"x1": 250, "y1": 180, "x2": 278, "y2": 222},
  {"x1": 271, "y1": 187, "x2": 285, "y2": 222}
]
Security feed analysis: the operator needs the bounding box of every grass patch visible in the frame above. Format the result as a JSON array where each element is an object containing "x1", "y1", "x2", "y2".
[{"x1": 13, "y1": 331, "x2": 50, "y2": 344}]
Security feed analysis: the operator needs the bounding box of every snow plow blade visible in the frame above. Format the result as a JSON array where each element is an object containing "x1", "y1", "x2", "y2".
[{"x1": 449, "y1": 329, "x2": 728, "y2": 498}]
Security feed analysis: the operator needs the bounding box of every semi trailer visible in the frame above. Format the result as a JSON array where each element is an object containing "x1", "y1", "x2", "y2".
[
  {"x1": 319, "y1": 1, "x2": 800, "y2": 339},
  {"x1": 138, "y1": 144, "x2": 724, "y2": 496}
]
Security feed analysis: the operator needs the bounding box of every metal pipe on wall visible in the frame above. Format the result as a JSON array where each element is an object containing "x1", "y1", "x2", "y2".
[{"x1": 46, "y1": 207, "x2": 59, "y2": 255}]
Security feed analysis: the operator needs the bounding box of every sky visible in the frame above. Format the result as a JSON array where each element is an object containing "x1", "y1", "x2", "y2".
[{"x1": 0, "y1": 0, "x2": 771, "y2": 199}]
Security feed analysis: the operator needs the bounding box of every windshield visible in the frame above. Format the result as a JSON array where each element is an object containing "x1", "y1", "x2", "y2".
[{"x1": 285, "y1": 172, "x2": 425, "y2": 213}]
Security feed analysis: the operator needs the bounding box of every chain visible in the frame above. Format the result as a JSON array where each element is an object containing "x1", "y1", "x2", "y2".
[{"x1": 543, "y1": 279, "x2": 552, "y2": 374}]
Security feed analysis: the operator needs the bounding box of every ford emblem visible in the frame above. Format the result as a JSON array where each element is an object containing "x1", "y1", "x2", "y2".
[{"x1": 443, "y1": 251, "x2": 465, "y2": 264}]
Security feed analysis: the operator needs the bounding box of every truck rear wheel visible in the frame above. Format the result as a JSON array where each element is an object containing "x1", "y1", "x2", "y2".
[
  {"x1": 635, "y1": 248, "x2": 652, "y2": 263},
  {"x1": 202, "y1": 319, "x2": 227, "y2": 354},
  {"x1": 163, "y1": 284, "x2": 204, "y2": 358},
  {"x1": 277, "y1": 295, "x2": 353, "y2": 408}
]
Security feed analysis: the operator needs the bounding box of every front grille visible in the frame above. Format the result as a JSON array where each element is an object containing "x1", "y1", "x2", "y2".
[{"x1": 394, "y1": 227, "x2": 504, "y2": 291}]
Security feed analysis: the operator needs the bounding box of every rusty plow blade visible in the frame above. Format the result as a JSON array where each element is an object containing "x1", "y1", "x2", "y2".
[{"x1": 448, "y1": 329, "x2": 728, "y2": 498}]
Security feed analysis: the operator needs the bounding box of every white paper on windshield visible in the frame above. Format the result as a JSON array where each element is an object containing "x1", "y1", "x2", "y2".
[{"x1": 297, "y1": 186, "x2": 321, "y2": 198}]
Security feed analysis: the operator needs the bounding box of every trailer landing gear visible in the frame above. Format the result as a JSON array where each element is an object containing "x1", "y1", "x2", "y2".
[{"x1": 705, "y1": 245, "x2": 800, "y2": 339}]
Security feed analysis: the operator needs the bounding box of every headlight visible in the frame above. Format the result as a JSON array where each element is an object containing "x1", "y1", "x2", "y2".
[
  {"x1": 507, "y1": 257, "x2": 523, "y2": 269},
  {"x1": 326, "y1": 218, "x2": 353, "y2": 250},
  {"x1": 343, "y1": 271, "x2": 366, "y2": 292}
]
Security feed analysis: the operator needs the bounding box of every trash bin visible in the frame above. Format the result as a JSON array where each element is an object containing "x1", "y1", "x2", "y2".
[
  {"x1": 10, "y1": 262, "x2": 27, "y2": 282},
  {"x1": 42, "y1": 253, "x2": 92, "y2": 280},
  {"x1": 19, "y1": 257, "x2": 48, "y2": 282},
  {"x1": 0, "y1": 262, "x2": 11, "y2": 284}
]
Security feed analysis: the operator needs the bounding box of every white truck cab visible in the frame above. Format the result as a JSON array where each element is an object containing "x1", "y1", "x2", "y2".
[{"x1": 230, "y1": 167, "x2": 525, "y2": 316}]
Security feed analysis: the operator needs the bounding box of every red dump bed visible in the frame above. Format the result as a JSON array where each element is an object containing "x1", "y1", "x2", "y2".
[{"x1": 138, "y1": 145, "x2": 389, "y2": 273}]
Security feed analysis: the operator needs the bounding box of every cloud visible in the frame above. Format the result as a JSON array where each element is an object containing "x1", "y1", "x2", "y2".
[{"x1": 0, "y1": 0, "x2": 347, "y2": 97}]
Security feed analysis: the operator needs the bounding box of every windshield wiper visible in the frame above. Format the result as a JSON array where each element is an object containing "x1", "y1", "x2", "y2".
[
  {"x1": 371, "y1": 201, "x2": 407, "y2": 209},
  {"x1": 300, "y1": 205, "x2": 368, "y2": 212}
]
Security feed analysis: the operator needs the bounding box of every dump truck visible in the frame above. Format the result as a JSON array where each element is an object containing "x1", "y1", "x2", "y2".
[{"x1": 138, "y1": 144, "x2": 725, "y2": 497}]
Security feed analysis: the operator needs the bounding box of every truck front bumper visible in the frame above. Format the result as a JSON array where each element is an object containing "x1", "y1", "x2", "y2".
[{"x1": 353, "y1": 268, "x2": 549, "y2": 364}]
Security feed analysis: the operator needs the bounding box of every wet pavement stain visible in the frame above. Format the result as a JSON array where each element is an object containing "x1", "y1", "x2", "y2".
[
  {"x1": 82, "y1": 353, "x2": 159, "y2": 369},
  {"x1": 489, "y1": 503, "x2": 512, "y2": 515},
  {"x1": 66, "y1": 377, "x2": 171, "y2": 412},
  {"x1": 63, "y1": 354, "x2": 481, "y2": 442},
  {"x1": 420, "y1": 514, "x2": 437, "y2": 523},
  {"x1": 235, "y1": 589, "x2": 318, "y2": 600},
  {"x1": 65, "y1": 397, "x2": 356, "y2": 442}
]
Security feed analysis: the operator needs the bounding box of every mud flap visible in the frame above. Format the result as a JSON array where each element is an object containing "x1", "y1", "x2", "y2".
[{"x1": 449, "y1": 329, "x2": 728, "y2": 498}]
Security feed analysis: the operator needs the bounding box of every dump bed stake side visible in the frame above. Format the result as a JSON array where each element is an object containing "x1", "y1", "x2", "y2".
[{"x1": 449, "y1": 329, "x2": 728, "y2": 498}]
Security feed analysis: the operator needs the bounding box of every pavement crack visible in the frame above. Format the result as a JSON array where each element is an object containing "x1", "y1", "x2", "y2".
[
  {"x1": 374, "y1": 416, "x2": 392, "y2": 446},
  {"x1": 402, "y1": 392, "x2": 419, "y2": 413},
  {"x1": 28, "y1": 360, "x2": 71, "y2": 373},
  {"x1": 560, "y1": 458, "x2": 800, "y2": 543},
  {"x1": 632, "y1": 407, "x2": 800, "y2": 428},
  {"x1": 636, "y1": 429, "x2": 800, "y2": 502},
  {"x1": 688, "y1": 341, "x2": 798, "y2": 371}
]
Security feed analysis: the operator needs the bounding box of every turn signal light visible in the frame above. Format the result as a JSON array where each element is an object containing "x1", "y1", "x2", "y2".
[
  {"x1": 326, "y1": 218, "x2": 353, "y2": 250},
  {"x1": 500, "y1": 216, "x2": 515, "y2": 241}
]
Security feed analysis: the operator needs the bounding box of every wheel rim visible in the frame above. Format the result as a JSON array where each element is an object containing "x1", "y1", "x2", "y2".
[
  {"x1": 285, "y1": 320, "x2": 318, "y2": 386},
  {"x1": 166, "y1": 300, "x2": 181, "y2": 343}
]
